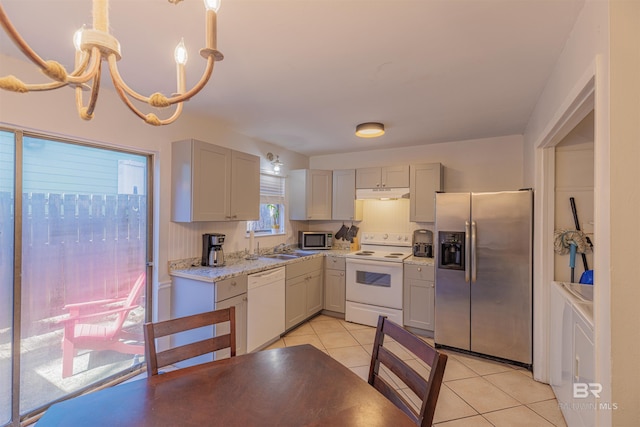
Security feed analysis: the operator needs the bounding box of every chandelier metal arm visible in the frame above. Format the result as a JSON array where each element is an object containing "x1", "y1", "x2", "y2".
[
  {"x1": 66, "y1": 48, "x2": 102, "y2": 86},
  {"x1": 167, "y1": 54, "x2": 216, "y2": 104},
  {"x1": 108, "y1": 61, "x2": 185, "y2": 126},
  {"x1": 106, "y1": 53, "x2": 216, "y2": 106},
  {"x1": 0, "y1": 3, "x2": 48, "y2": 71},
  {"x1": 75, "y1": 59, "x2": 102, "y2": 120}
]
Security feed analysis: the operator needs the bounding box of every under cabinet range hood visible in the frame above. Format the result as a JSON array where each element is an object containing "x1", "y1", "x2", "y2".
[{"x1": 356, "y1": 188, "x2": 410, "y2": 200}]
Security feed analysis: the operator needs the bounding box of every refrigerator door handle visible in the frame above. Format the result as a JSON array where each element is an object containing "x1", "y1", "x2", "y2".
[
  {"x1": 465, "y1": 221, "x2": 471, "y2": 283},
  {"x1": 471, "y1": 221, "x2": 477, "y2": 282}
]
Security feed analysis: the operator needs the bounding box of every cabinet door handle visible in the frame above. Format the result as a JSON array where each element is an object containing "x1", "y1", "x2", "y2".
[
  {"x1": 243, "y1": 296, "x2": 248, "y2": 302},
  {"x1": 231, "y1": 281, "x2": 237, "y2": 286},
  {"x1": 340, "y1": 273, "x2": 344, "y2": 277},
  {"x1": 417, "y1": 267, "x2": 422, "y2": 272}
]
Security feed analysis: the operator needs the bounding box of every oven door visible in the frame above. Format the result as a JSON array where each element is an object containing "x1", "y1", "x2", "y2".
[{"x1": 346, "y1": 258, "x2": 403, "y2": 309}]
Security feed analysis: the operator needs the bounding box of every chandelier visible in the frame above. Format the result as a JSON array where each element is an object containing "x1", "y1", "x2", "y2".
[{"x1": 0, "y1": 0, "x2": 223, "y2": 126}]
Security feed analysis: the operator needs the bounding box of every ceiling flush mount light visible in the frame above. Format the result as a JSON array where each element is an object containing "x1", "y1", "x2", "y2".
[
  {"x1": 266, "y1": 152, "x2": 284, "y2": 174},
  {"x1": 355, "y1": 122, "x2": 385, "y2": 138},
  {"x1": 0, "y1": 0, "x2": 224, "y2": 126}
]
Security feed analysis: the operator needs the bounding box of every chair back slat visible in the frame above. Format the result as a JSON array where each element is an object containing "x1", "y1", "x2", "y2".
[
  {"x1": 113, "y1": 273, "x2": 146, "y2": 332},
  {"x1": 371, "y1": 375, "x2": 419, "y2": 424},
  {"x1": 152, "y1": 309, "x2": 232, "y2": 338},
  {"x1": 144, "y1": 306, "x2": 236, "y2": 376},
  {"x1": 368, "y1": 316, "x2": 447, "y2": 427},
  {"x1": 382, "y1": 319, "x2": 439, "y2": 366},
  {"x1": 156, "y1": 335, "x2": 232, "y2": 369},
  {"x1": 378, "y1": 346, "x2": 428, "y2": 398}
]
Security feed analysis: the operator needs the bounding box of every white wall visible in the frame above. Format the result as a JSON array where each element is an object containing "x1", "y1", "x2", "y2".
[
  {"x1": 608, "y1": 2, "x2": 640, "y2": 425},
  {"x1": 311, "y1": 134, "x2": 525, "y2": 193},
  {"x1": 523, "y1": 0, "x2": 640, "y2": 424}
]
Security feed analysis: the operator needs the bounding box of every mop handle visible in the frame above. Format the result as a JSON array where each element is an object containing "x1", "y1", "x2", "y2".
[{"x1": 570, "y1": 197, "x2": 589, "y2": 271}]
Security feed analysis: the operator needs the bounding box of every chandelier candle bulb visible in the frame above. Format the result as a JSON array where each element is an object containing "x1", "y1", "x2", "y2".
[
  {"x1": 205, "y1": 9, "x2": 217, "y2": 51},
  {"x1": 176, "y1": 60, "x2": 186, "y2": 95}
]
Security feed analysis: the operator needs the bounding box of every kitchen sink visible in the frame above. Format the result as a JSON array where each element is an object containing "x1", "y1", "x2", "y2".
[
  {"x1": 261, "y1": 250, "x2": 316, "y2": 260},
  {"x1": 261, "y1": 254, "x2": 300, "y2": 260}
]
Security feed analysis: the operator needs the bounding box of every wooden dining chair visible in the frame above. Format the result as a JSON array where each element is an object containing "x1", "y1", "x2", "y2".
[
  {"x1": 143, "y1": 306, "x2": 236, "y2": 376},
  {"x1": 368, "y1": 316, "x2": 448, "y2": 427}
]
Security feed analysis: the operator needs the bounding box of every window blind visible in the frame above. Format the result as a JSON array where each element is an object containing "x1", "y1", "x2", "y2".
[{"x1": 260, "y1": 173, "x2": 285, "y2": 204}]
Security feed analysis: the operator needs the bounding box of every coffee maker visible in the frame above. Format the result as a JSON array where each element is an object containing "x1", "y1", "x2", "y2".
[
  {"x1": 412, "y1": 229, "x2": 433, "y2": 258},
  {"x1": 202, "y1": 233, "x2": 226, "y2": 267}
]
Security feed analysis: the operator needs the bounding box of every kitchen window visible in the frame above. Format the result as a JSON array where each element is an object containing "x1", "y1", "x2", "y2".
[
  {"x1": 0, "y1": 129, "x2": 152, "y2": 426},
  {"x1": 247, "y1": 173, "x2": 285, "y2": 235}
]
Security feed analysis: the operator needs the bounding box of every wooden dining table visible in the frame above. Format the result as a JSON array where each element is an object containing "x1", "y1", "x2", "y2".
[{"x1": 38, "y1": 344, "x2": 417, "y2": 426}]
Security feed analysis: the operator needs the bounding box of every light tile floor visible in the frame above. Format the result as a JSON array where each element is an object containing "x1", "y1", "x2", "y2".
[{"x1": 265, "y1": 314, "x2": 567, "y2": 427}]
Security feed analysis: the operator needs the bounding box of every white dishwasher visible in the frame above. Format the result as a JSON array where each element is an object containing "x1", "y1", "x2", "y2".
[{"x1": 247, "y1": 267, "x2": 286, "y2": 352}]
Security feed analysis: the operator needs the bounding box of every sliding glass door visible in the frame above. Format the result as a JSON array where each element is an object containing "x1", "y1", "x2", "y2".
[{"x1": 1, "y1": 129, "x2": 152, "y2": 425}]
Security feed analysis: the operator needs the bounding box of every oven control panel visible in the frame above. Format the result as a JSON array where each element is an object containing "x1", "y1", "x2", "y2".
[{"x1": 360, "y1": 233, "x2": 411, "y2": 246}]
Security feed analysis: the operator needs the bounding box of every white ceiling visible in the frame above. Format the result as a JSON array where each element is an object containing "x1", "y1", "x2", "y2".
[{"x1": 0, "y1": 0, "x2": 584, "y2": 156}]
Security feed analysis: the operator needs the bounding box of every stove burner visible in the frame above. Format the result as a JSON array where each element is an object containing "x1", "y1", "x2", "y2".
[
  {"x1": 355, "y1": 252, "x2": 372, "y2": 256},
  {"x1": 389, "y1": 252, "x2": 405, "y2": 256},
  {"x1": 361, "y1": 251, "x2": 375, "y2": 254},
  {"x1": 384, "y1": 255, "x2": 400, "y2": 258}
]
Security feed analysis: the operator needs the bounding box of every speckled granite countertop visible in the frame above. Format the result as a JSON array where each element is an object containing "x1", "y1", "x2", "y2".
[
  {"x1": 170, "y1": 250, "x2": 434, "y2": 283},
  {"x1": 404, "y1": 256, "x2": 435, "y2": 266},
  {"x1": 169, "y1": 249, "x2": 352, "y2": 283}
]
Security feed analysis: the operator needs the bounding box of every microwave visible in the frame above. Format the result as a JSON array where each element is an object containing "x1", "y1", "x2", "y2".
[{"x1": 299, "y1": 231, "x2": 333, "y2": 250}]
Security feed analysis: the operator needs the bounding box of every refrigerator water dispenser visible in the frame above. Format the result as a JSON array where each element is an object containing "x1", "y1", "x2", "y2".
[{"x1": 438, "y1": 231, "x2": 465, "y2": 270}]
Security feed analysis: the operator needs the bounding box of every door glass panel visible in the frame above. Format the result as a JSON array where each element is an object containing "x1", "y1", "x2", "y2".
[
  {"x1": 19, "y1": 136, "x2": 148, "y2": 413},
  {"x1": 0, "y1": 131, "x2": 15, "y2": 424},
  {"x1": 355, "y1": 270, "x2": 391, "y2": 287}
]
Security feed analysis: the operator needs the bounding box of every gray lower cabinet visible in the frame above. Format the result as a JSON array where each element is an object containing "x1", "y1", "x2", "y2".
[
  {"x1": 403, "y1": 264, "x2": 435, "y2": 331},
  {"x1": 285, "y1": 257, "x2": 324, "y2": 330},
  {"x1": 171, "y1": 274, "x2": 248, "y2": 366},
  {"x1": 324, "y1": 256, "x2": 346, "y2": 313}
]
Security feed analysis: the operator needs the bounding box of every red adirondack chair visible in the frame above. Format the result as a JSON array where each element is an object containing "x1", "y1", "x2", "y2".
[{"x1": 60, "y1": 273, "x2": 146, "y2": 378}]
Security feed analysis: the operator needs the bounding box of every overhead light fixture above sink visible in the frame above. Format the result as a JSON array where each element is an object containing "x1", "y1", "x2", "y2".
[{"x1": 266, "y1": 152, "x2": 283, "y2": 174}]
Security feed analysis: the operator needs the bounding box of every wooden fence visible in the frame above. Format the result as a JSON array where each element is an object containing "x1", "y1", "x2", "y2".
[{"x1": 0, "y1": 191, "x2": 146, "y2": 337}]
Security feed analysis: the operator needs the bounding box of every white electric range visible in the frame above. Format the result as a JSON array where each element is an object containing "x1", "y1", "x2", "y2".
[{"x1": 344, "y1": 232, "x2": 412, "y2": 327}]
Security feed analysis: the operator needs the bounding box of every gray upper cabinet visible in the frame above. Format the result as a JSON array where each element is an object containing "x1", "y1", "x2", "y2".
[
  {"x1": 229, "y1": 150, "x2": 260, "y2": 220},
  {"x1": 409, "y1": 163, "x2": 443, "y2": 223},
  {"x1": 356, "y1": 165, "x2": 410, "y2": 189},
  {"x1": 332, "y1": 169, "x2": 362, "y2": 221},
  {"x1": 171, "y1": 139, "x2": 259, "y2": 222},
  {"x1": 289, "y1": 169, "x2": 333, "y2": 220}
]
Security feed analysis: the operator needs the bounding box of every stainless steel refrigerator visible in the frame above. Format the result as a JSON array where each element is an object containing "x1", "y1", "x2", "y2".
[{"x1": 434, "y1": 190, "x2": 533, "y2": 366}]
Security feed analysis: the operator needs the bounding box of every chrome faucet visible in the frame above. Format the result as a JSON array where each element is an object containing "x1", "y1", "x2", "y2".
[{"x1": 274, "y1": 243, "x2": 288, "y2": 253}]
